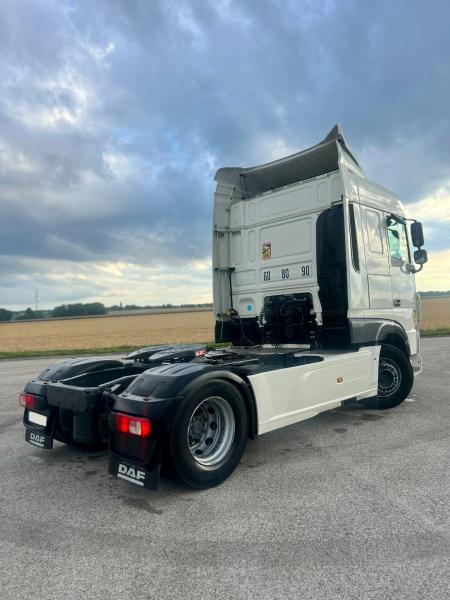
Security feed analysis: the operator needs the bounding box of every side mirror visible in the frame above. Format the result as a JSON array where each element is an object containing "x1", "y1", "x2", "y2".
[
  {"x1": 414, "y1": 248, "x2": 428, "y2": 265},
  {"x1": 411, "y1": 221, "x2": 424, "y2": 247}
]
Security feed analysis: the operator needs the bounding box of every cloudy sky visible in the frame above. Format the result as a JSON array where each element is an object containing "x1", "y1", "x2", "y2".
[{"x1": 1, "y1": 0, "x2": 449, "y2": 310}]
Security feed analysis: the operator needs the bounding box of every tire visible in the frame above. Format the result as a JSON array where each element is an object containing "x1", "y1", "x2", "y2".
[
  {"x1": 170, "y1": 380, "x2": 248, "y2": 489},
  {"x1": 364, "y1": 344, "x2": 414, "y2": 410}
]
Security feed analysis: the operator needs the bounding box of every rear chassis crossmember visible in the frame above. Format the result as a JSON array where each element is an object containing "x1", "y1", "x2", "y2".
[
  {"x1": 23, "y1": 379, "x2": 109, "y2": 449},
  {"x1": 22, "y1": 346, "x2": 208, "y2": 490},
  {"x1": 23, "y1": 382, "x2": 164, "y2": 489}
]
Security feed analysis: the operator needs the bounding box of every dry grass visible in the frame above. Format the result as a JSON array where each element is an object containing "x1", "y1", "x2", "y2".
[
  {"x1": 0, "y1": 311, "x2": 215, "y2": 353},
  {"x1": 0, "y1": 299, "x2": 448, "y2": 356},
  {"x1": 420, "y1": 297, "x2": 450, "y2": 330}
]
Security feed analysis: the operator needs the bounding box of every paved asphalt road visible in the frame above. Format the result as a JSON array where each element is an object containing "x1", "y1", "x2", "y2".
[{"x1": 0, "y1": 338, "x2": 449, "y2": 600}]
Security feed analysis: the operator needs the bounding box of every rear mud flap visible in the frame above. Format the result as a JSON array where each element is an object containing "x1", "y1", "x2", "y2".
[
  {"x1": 109, "y1": 456, "x2": 161, "y2": 490},
  {"x1": 25, "y1": 427, "x2": 53, "y2": 449}
]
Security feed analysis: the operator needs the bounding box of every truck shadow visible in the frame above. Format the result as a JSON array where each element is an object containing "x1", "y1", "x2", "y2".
[{"x1": 32, "y1": 401, "x2": 395, "y2": 494}]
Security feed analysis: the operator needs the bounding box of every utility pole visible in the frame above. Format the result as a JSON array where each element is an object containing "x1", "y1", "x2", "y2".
[{"x1": 34, "y1": 290, "x2": 39, "y2": 312}]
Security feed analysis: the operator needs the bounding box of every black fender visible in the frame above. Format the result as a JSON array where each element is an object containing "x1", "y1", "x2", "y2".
[
  {"x1": 24, "y1": 358, "x2": 124, "y2": 409},
  {"x1": 24, "y1": 357, "x2": 128, "y2": 412},
  {"x1": 349, "y1": 319, "x2": 410, "y2": 356},
  {"x1": 111, "y1": 362, "x2": 258, "y2": 438},
  {"x1": 180, "y1": 369, "x2": 258, "y2": 439},
  {"x1": 36, "y1": 356, "x2": 125, "y2": 383}
]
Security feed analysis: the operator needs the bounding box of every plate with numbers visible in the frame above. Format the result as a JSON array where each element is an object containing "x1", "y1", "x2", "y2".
[{"x1": 261, "y1": 263, "x2": 312, "y2": 283}]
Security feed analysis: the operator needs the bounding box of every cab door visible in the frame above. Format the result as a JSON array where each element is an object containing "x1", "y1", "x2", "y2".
[
  {"x1": 384, "y1": 216, "x2": 416, "y2": 334},
  {"x1": 361, "y1": 206, "x2": 393, "y2": 319}
]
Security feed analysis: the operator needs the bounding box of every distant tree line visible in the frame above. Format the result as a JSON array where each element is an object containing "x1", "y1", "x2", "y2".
[
  {"x1": 0, "y1": 307, "x2": 47, "y2": 321},
  {"x1": 108, "y1": 302, "x2": 213, "y2": 310},
  {"x1": 52, "y1": 302, "x2": 107, "y2": 317},
  {"x1": 0, "y1": 301, "x2": 212, "y2": 321},
  {"x1": 418, "y1": 291, "x2": 450, "y2": 298},
  {"x1": 0, "y1": 302, "x2": 107, "y2": 321},
  {"x1": 15, "y1": 308, "x2": 46, "y2": 320},
  {"x1": 0, "y1": 308, "x2": 13, "y2": 321}
]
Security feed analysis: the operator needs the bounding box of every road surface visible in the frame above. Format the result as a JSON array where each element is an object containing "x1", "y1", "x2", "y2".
[{"x1": 0, "y1": 338, "x2": 449, "y2": 599}]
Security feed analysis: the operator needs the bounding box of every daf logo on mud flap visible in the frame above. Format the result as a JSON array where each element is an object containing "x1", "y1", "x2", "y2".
[
  {"x1": 30, "y1": 432, "x2": 46, "y2": 446},
  {"x1": 117, "y1": 463, "x2": 146, "y2": 486}
]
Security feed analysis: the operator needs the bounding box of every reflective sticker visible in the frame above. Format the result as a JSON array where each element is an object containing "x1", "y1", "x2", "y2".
[{"x1": 262, "y1": 242, "x2": 271, "y2": 260}]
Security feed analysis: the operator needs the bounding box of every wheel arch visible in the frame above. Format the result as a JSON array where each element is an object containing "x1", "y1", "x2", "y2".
[
  {"x1": 181, "y1": 370, "x2": 258, "y2": 440},
  {"x1": 349, "y1": 319, "x2": 411, "y2": 358},
  {"x1": 381, "y1": 333, "x2": 408, "y2": 355},
  {"x1": 378, "y1": 326, "x2": 410, "y2": 357}
]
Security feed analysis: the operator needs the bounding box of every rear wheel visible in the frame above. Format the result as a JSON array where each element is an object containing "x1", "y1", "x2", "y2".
[
  {"x1": 170, "y1": 380, "x2": 248, "y2": 489},
  {"x1": 364, "y1": 344, "x2": 413, "y2": 409}
]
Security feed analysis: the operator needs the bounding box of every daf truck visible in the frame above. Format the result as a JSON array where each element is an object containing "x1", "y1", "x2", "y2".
[{"x1": 20, "y1": 125, "x2": 428, "y2": 490}]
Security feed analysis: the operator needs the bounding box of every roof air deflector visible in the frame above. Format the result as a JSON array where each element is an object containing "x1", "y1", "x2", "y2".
[{"x1": 214, "y1": 124, "x2": 361, "y2": 200}]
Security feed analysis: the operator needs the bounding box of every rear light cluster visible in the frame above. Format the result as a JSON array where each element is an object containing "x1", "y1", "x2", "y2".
[
  {"x1": 19, "y1": 393, "x2": 37, "y2": 410},
  {"x1": 115, "y1": 413, "x2": 151, "y2": 438}
]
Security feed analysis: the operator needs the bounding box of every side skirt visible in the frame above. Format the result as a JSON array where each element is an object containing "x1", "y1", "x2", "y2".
[{"x1": 247, "y1": 347, "x2": 380, "y2": 435}]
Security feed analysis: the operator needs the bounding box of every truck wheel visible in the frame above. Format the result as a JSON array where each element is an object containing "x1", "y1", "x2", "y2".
[
  {"x1": 365, "y1": 344, "x2": 413, "y2": 409},
  {"x1": 170, "y1": 380, "x2": 248, "y2": 489}
]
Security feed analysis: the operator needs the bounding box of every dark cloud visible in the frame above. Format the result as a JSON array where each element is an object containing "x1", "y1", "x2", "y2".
[{"x1": 0, "y1": 0, "x2": 449, "y2": 306}]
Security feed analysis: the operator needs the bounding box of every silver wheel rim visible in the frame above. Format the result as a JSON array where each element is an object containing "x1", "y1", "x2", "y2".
[
  {"x1": 378, "y1": 358, "x2": 402, "y2": 397},
  {"x1": 187, "y1": 396, "x2": 235, "y2": 466}
]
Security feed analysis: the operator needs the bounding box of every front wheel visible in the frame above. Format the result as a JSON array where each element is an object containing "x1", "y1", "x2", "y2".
[
  {"x1": 364, "y1": 344, "x2": 414, "y2": 409},
  {"x1": 170, "y1": 380, "x2": 248, "y2": 489}
]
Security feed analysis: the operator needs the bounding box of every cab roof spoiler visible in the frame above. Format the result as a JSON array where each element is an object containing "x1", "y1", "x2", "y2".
[{"x1": 214, "y1": 124, "x2": 362, "y2": 200}]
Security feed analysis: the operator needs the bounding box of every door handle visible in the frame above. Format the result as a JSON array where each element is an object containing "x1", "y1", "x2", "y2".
[{"x1": 393, "y1": 299, "x2": 401, "y2": 307}]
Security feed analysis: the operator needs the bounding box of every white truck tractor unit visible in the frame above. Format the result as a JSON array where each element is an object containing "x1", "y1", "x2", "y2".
[{"x1": 21, "y1": 125, "x2": 428, "y2": 490}]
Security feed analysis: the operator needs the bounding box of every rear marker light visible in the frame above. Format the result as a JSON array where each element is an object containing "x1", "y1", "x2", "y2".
[
  {"x1": 19, "y1": 393, "x2": 37, "y2": 410},
  {"x1": 115, "y1": 413, "x2": 151, "y2": 437}
]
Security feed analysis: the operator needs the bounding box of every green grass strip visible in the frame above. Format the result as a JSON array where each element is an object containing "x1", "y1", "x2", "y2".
[
  {"x1": 420, "y1": 327, "x2": 450, "y2": 337},
  {"x1": 0, "y1": 346, "x2": 139, "y2": 359}
]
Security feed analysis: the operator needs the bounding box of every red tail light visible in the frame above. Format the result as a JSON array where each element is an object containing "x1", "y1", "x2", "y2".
[
  {"x1": 115, "y1": 413, "x2": 151, "y2": 437},
  {"x1": 19, "y1": 393, "x2": 37, "y2": 410}
]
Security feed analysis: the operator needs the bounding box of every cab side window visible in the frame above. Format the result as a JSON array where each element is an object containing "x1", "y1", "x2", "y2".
[
  {"x1": 386, "y1": 218, "x2": 410, "y2": 263},
  {"x1": 366, "y1": 209, "x2": 383, "y2": 254}
]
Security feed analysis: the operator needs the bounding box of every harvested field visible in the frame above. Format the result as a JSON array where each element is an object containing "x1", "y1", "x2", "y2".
[
  {"x1": 420, "y1": 297, "x2": 450, "y2": 330},
  {"x1": 0, "y1": 310, "x2": 215, "y2": 353},
  {"x1": 0, "y1": 298, "x2": 448, "y2": 355}
]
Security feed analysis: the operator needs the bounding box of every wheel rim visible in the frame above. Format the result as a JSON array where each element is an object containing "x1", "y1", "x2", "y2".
[
  {"x1": 378, "y1": 358, "x2": 402, "y2": 397},
  {"x1": 187, "y1": 396, "x2": 235, "y2": 466}
]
